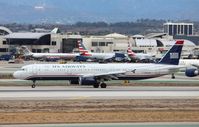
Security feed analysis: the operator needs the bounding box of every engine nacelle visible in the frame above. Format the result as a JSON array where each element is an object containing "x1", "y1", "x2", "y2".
[
  {"x1": 185, "y1": 68, "x2": 199, "y2": 77},
  {"x1": 70, "y1": 77, "x2": 98, "y2": 85},
  {"x1": 81, "y1": 79, "x2": 98, "y2": 85}
]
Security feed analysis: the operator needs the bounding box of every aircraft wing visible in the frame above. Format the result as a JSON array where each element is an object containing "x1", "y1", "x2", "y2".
[
  {"x1": 168, "y1": 66, "x2": 184, "y2": 73},
  {"x1": 191, "y1": 64, "x2": 199, "y2": 68},
  {"x1": 82, "y1": 71, "x2": 127, "y2": 80},
  {"x1": 157, "y1": 65, "x2": 186, "y2": 73}
]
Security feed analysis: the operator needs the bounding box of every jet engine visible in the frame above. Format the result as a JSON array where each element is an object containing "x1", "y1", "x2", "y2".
[
  {"x1": 70, "y1": 77, "x2": 98, "y2": 85},
  {"x1": 185, "y1": 68, "x2": 199, "y2": 77}
]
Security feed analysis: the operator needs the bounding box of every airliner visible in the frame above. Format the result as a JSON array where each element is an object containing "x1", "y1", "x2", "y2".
[
  {"x1": 127, "y1": 42, "x2": 155, "y2": 62},
  {"x1": 21, "y1": 46, "x2": 80, "y2": 60},
  {"x1": 77, "y1": 40, "x2": 126, "y2": 62},
  {"x1": 13, "y1": 40, "x2": 185, "y2": 88}
]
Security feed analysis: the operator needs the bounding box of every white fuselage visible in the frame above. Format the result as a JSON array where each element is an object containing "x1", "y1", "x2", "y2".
[
  {"x1": 82, "y1": 53, "x2": 115, "y2": 60},
  {"x1": 133, "y1": 53, "x2": 153, "y2": 60},
  {"x1": 13, "y1": 63, "x2": 182, "y2": 81},
  {"x1": 32, "y1": 53, "x2": 79, "y2": 59}
]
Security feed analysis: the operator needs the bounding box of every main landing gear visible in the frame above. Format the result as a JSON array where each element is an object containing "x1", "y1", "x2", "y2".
[
  {"x1": 171, "y1": 73, "x2": 175, "y2": 79},
  {"x1": 32, "y1": 80, "x2": 36, "y2": 88},
  {"x1": 93, "y1": 82, "x2": 107, "y2": 88}
]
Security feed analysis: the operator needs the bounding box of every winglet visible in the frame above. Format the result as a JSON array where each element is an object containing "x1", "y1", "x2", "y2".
[
  {"x1": 51, "y1": 28, "x2": 60, "y2": 34},
  {"x1": 158, "y1": 40, "x2": 184, "y2": 65}
]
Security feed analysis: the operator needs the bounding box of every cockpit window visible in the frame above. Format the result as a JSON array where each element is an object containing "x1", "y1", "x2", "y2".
[{"x1": 20, "y1": 68, "x2": 25, "y2": 71}]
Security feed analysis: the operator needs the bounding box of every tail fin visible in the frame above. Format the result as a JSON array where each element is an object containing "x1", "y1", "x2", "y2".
[
  {"x1": 77, "y1": 40, "x2": 89, "y2": 54},
  {"x1": 20, "y1": 46, "x2": 33, "y2": 56},
  {"x1": 127, "y1": 42, "x2": 136, "y2": 57},
  {"x1": 51, "y1": 28, "x2": 60, "y2": 34},
  {"x1": 158, "y1": 40, "x2": 184, "y2": 65}
]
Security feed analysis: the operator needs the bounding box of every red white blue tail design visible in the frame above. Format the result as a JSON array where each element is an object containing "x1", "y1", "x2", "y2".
[
  {"x1": 77, "y1": 40, "x2": 91, "y2": 56},
  {"x1": 127, "y1": 42, "x2": 136, "y2": 57},
  {"x1": 158, "y1": 40, "x2": 184, "y2": 65}
]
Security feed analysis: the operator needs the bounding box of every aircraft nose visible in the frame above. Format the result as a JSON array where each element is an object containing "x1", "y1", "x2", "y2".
[{"x1": 13, "y1": 71, "x2": 22, "y2": 79}]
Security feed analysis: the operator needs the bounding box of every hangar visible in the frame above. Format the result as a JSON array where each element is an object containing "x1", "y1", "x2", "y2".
[
  {"x1": 5, "y1": 32, "x2": 51, "y2": 46},
  {"x1": 2, "y1": 29, "x2": 81, "y2": 54}
]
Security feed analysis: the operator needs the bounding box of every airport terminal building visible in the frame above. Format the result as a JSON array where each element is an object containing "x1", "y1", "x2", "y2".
[
  {"x1": 163, "y1": 22, "x2": 194, "y2": 36},
  {"x1": 0, "y1": 25, "x2": 198, "y2": 58},
  {"x1": 0, "y1": 27, "x2": 81, "y2": 55}
]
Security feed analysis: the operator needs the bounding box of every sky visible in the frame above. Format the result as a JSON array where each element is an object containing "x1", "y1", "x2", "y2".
[{"x1": 0, "y1": 0, "x2": 199, "y2": 24}]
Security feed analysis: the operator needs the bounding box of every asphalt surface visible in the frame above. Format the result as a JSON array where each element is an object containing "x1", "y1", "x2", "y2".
[
  {"x1": 0, "y1": 86, "x2": 199, "y2": 100},
  {"x1": 1, "y1": 122, "x2": 199, "y2": 127}
]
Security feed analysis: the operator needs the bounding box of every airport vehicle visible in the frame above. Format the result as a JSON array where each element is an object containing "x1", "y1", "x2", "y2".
[
  {"x1": 127, "y1": 42, "x2": 155, "y2": 62},
  {"x1": 77, "y1": 40, "x2": 126, "y2": 62},
  {"x1": 21, "y1": 46, "x2": 80, "y2": 60},
  {"x1": 13, "y1": 40, "x2": 184, "y2": 88},
  {"x1": 179, "y1": 59, "x2": 199, "y2": 77}
]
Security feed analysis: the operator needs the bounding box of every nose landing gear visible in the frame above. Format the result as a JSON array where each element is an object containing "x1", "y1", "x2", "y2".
[
  {"x1": 32, "y1": 80, "x2": 36, "y2": 88},
  {"x1": 171, "y1": 73, "x2": 175, "y2": 79}
]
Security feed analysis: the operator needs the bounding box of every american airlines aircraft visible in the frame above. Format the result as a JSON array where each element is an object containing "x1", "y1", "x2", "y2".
[
  {"x1": 13, "y1": 40, "x2": 185, "y2": 88},
  {"x1": 127, "y1": 42, "x2": 154, "y2": 62},
  {"x1": 77, "y1": 40, "x2": 126, "y2": 62},
  {"x1": 21, "y1": 46, "x2": 80, "y2": 60}
]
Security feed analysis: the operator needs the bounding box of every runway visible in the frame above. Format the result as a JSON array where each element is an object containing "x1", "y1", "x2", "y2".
[
  {"x1": 0, "y1": 86, "x2": 199, "y2": 100},
  {"x1": 2, "y1": 122, "x2": 199, "y2": 127}
]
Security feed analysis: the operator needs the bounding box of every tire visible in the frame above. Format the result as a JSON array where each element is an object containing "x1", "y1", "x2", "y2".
[
  {"x1": 32, "y1": 84, "x2": 36, "y2": 88},
  {"x1": 93, "y1": 84, "x2": 99, "y2": 88},
  {"x1": 171, "y1": 74, "x2": 175, "y2": 79},
  {"x1": 100, "y1": 83, "x2": 107, "y2": 88}
]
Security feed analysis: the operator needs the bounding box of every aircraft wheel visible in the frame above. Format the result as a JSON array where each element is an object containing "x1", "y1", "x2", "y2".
[
  {"x1": 32, "y1": 80, "x2": 36, "y2": 88},
  {"x1": 32, "y1": 84, "x2": 36, "y2": 88},
  {"x1": 171, "y1": 74, "x2": 175, "y2": 79},
  {"x1": 100, "y1": 83, "x2": 107, "y2": 88},
  {"x1": 93, "y1": 84, "x2": 99, "y2": 88}
]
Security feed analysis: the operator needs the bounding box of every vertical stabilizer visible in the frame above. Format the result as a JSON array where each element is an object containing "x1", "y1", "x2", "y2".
[
  {"x1": 127, "y1": 42, "x2": 136, "y2": 57},
  {"x1": 77, "y1": 40, "x2": 90, "y2": 55},
  {"x1": 21, "y1": 46, "x2": 33, "y2": 56},
  {"x1": 158, "y1": 40, "x2": 184, "y2": 65}
]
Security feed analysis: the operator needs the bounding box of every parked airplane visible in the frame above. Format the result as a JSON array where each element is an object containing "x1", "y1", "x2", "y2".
[
  {"x1": 179, "y1": 59, "x2": 199, "y2": 77},
  {"x1": 13, "y1": 40, "x2": 185, "y2": 88},
  {"x1": 127, "y1": 42, "x2": 155, "y2": 62},
  {"x1": 77, "y1": 40, "x2": 127, "y2": 62},
  {"x1": 21, "y1": 46, "x2": 79, "y2": 60}
]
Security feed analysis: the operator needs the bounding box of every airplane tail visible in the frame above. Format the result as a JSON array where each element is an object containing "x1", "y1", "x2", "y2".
[
  {"x1": 51, "y1": 28, "x2": 60, "y2": 34},
  {"x1": 158, "y1": 40, "x2": 184, "y2": 65},
  {"x1": 127, "y1": 42, "x2": 136, "y2": 57},
  {"x1": 77, "y1": 40, "x2": 90, "y2": 56},
  {"x1": 20, "y1": 46, "x2": 33, "y2": 56}
]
